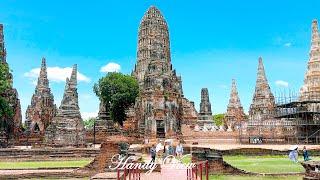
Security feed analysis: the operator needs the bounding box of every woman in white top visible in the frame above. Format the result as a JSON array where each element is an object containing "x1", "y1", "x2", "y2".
[{"x1": 175, "y1": 141, "x2": 184, "y2": 159}]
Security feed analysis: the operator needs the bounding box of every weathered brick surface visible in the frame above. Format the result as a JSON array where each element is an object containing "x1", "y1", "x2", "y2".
[
  {"x1": 224, "y1": 79, "x2": 246, "y2": 129},
  {"x1": 249, "y1": 57, "x2": 275, "y2": 121},
  {"x1": 191, "y1": 147, "x2": 246, "y2": 174},
  {"x1": 45, "y1": 65, "x2": 85, "y2": 147},
  {"x1": 79, "y1": 135, "x2": 139, "y2": 175},
  {"x1": 25, "y1": 58, "x2": 57, "y2": 135}
]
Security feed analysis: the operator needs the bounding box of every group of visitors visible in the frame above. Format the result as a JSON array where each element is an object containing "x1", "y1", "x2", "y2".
[
  {"x1": 149, "y1": 139, "x2": 184, "y2": 163},
  {"x1": 289, "y1": 145, "x2": 311, "y2": 162}
]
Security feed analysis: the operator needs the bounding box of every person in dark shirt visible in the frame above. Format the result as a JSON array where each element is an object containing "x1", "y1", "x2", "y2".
[
  {"x1": 303, "y1": 146, "x2": 311, "y2": 161},
  {"x1": 150, "y1": 144, "x2": 156, "y2": 163}
]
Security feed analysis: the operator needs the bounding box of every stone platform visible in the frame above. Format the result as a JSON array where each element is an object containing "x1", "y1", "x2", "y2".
[
  {"x1": 301, "y1": 161, "x2": 320, "y2": 180},
  {"x1": 0, "y1": 147, "x2": 99, "y2": 160}
]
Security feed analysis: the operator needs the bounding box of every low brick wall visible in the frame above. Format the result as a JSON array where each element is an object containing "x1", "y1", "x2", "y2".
[
  {"x1": 191, "y1": 147, "x2": 248, "y2": 175},
  {"x1": 301, "y1": 161, "x2": 320, "y2": 179}
]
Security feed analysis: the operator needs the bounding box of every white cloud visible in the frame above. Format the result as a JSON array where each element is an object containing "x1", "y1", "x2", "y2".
[
  {"x1": 275, "y1": 80, "x2": 289, "y2": 87},
  {"x1": 100, "y1": 62, "x2": 121, "y2": 73},
  {"x1": 81, "y1": 111, "x2": 98, "y2": 120},
  {"x1": 24, "y1": 66, "x2": 90, "y2": 83},
  {"x1": 284, "y1": 42, "x2": 292, "y2": 47}
]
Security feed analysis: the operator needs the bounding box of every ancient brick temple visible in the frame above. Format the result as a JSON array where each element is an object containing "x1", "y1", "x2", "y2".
[
  {"x1": 224, "y1": 79, "x2": 246, "y2": 129},
  {"x1": 248, "y1": 57, "x2": 275, "y2": 121},
  {"x1": 300, "y1": 19, "x2": 320, "y2": 101},
  {"x1": 95, "y1": 101, "x2": 115, "y2": 134},
  {"x1": 45, "y1": 65, "x2": 85, "y2": 147},
  {"x1": 25, "y1": 58, "x2": 57, "y2": 134},
  {"x1": 198, "y1": 88, "x2": 214, "y2": 128},
  {"x1": 0, "y1": 24, "x2": 22, "y2": 140},
  {"x1": 130, "y1": 6, "x2": 198, "y2": 138}
]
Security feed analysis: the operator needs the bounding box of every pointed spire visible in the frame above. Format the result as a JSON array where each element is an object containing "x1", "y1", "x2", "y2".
[
  {"x1": 36, "y1": 57, "x2": 49, "y2": 89},
  {"x1": 300, "y1": 19, "x2": 320, "y2": 100},
  {"x1": 257, "y1": 57, "x2": 268, "y2": 84},
  {"x1": 311, "y1": 19, "x2": 320, "y2": 52},
  {"x1": 69, "y1": 64, "x2": 77, "y2": 88},
  {"x1": 249, "y1": 57, "x2": 275, "y2": 120},
  {"x1": 228, "y1": 79, "x2": 243, "y2": 108},
  {"x1": 59, "y1": 64, "x2": 79, "y2": 111},
  {"x1": 143, "y1": 6, "x2": 165, "y2": 21},
  {"x1": 225, "y1": 79, "x2": 245, "y2": 128}
]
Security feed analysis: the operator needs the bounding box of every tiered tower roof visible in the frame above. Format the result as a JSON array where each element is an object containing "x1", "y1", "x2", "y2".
[
  {"x1": 300, "y1": 19, "x2": 320, "y2": 100},
  {"x1": 26, "y1": 58, "x2": 56, "y2": 133},
  {"x1": 133, "y1": 6, "x2": 171, "y2": 86},
  {"x1": 225, "y1": 79, "x2": 245, "y2": 126},
  {"x1": 249, "y1": 57, "x2": 275, "y2": 120}
]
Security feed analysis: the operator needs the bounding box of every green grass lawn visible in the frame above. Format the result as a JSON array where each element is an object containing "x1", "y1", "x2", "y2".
[
  {"x1": 209, "y1": 175, "x2": 303, "y2": 180},
  {"x1": 0, "y1": 159, "x2": 91, "y2": 169},
  {"x1": 224, "y1": 155, "x2": 320, "y2": 174}
]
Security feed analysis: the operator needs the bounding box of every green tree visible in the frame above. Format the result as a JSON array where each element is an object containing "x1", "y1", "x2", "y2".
[
  {"x1": 83, "y1": 117, "x2": 95, "y2": 129},
  {"x1": 0, "y1": 62, "x2": 13, "y2": 133},
  {"x1": 213, "y1": 113, "x2": 225, "y2": 126},
  {"x1": 93, "y1": 72, "x2": 139, "y2": 126}
]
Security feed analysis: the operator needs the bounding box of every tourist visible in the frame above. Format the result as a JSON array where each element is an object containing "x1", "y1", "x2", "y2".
[
  {"x1": 289, "y1": 145, "x2": 299, "y2": 163},
  {"x1": 163, "y1": 141, "x2": 174, "y2": 163},
  {"x1": 175, "y1": 141, "x2": 184, "y2": 159},
  {"x1": 156, "y1": 140, "x2": 163, "y2": 163},
  {"x1": 150, "y1": 144, "x2": 156, "y2": 163},
  {"x1": 303, "y1": 146, "x2": 311, "y2": 161}
]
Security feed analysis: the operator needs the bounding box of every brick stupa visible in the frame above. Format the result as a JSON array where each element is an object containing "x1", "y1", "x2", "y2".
[
  {"x1": 25, "y1": 58, "x2": 57, "y2": 134},
  {"x1": 45, "y1": 64, "x2": 85, "y2": 147},
  {"x1": 300, "y1": 19, "x2": 320, "y2": 101},
  {"x1": 224, "y1": 79, "x2": 246, "y2": 129},
  {"x1": 248, "y1": 57, "x2": 275, "y2": 121}
]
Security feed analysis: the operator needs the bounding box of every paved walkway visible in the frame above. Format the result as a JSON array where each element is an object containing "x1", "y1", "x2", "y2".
[{"x1": 142, "y1": 164, "x2": 188, "y2": 180}]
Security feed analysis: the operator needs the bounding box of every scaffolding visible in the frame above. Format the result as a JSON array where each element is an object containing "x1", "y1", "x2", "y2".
[
  {"x1": 241, "y1": 91, "x2": 320, "y2": 144},
  {"x1": 274, "y1": 92, "x2": 320, "y2": 144}
]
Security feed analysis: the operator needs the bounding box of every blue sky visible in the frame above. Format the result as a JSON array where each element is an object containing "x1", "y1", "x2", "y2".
[{"x1": 1, "y1": 0, "x2": 319, "y2": 120}]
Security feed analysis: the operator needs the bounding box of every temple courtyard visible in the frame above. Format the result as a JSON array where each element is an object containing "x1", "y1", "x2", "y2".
[
  {"x1": 1, "y1": 2, "x2": 320, "y2": 180},
  {"x1": 0, "y1": 143, "x2": 318, "y2": 179}
]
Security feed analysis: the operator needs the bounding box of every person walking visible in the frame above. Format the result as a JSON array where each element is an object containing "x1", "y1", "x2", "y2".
[
  {"x1": 150, "y1": 144, "x2": 156, "y2": 163},
  {"x1": 156, "y1": 140, "x2": 163, "y2": 163},
  {"x1": 289, "y1": 145, "x2": 299, "y2": 163},
  {"x1": 303, "y1": 146, "x2": 311, "y2": 161},
  {"x1": 175, "y1": 141, "x2": 184, "y2": 159}
]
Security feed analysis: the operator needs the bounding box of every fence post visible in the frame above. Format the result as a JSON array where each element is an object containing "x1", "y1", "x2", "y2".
[
  {"x1": 206, "y1": 161, "x2": 209, "y2": 180},
  {"x1": 187, "y1": 168, "x2": 189, "y2": 180},
  {"x1": 192, "y1": 167, "x2": 194, "y2": 179},
  {"x1": 200, "y1": 163, "x2": 203, "y2": 180},
  {"x1": 195, "y1": 164, "x2": 198, "y2": 179}
]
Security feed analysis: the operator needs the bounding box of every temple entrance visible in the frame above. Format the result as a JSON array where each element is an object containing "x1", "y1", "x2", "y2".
[
  {"x1": 156, "y1": 120, "x2": 165, "y2": 138},
  {"x1": 33, "y1": 123, "x2": 40, "y2": 133}
]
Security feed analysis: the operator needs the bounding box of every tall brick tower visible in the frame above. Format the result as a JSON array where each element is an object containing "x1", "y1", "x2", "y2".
[
  {"x1": 25, "y1": 58, "x2": 57, "y2": 134},
  {"x1": 249, "y1": 57, "x2": 275, "y2": 121}
]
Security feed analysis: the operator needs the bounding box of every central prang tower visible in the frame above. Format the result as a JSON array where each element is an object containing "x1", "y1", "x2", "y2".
[
  {"x1": 132, "y1": 6, "x2": 197, "y2": 138},
  {"x1": 133, "y1": 6, "x2": 171, "y2": 86}
]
